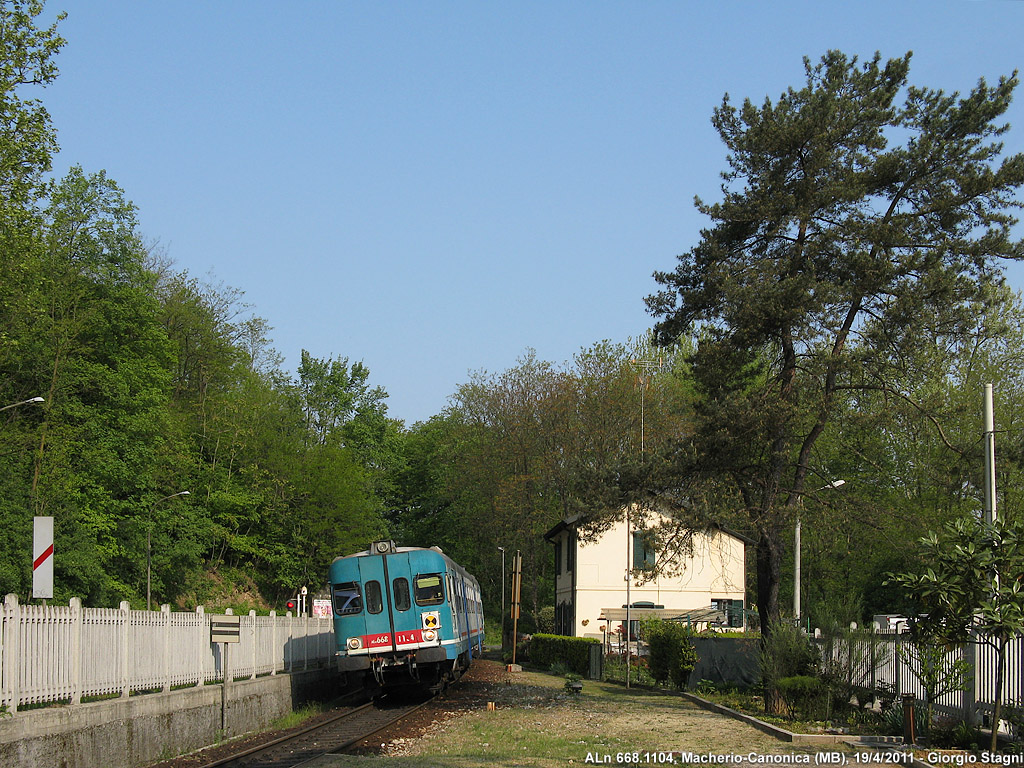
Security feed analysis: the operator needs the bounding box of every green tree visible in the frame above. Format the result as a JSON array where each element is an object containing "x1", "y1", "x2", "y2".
[
  {"x1": 801, "y1": 291, "x2": 1024, "y2": 625},
  {"x1": 646, "y1": 51, "x2": 1024, "y2": 633},
  {"x1": 889, "y1": 515, "x2": 1024, "y2": 752},
  {"x1": 392, "y1": 340, "x2": 692, "y2": 626},
  {"x1": 24, "y1": 167, "x2": 175, "y2": 603},
  {"x1": 0, "y1": 0, "x2": 63, "y2": 229}
]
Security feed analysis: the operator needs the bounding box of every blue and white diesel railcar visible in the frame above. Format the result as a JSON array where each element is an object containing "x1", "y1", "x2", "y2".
[{"x1": 328, "y1": 540, "x2": 484, "y2": 691}]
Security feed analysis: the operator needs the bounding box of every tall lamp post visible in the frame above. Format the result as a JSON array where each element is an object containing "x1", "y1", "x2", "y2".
[
  {"x1": 1, "y1": 396, "x2": 44, "y2": 413},
  {"x1": 498, "y1": 546, "x2": 506, "y2": 648},
  {"x1": 148, "y1": 491, "x2": 190, "y2": 610},
  {"x1": 794, "y1": 479, "x2": 845, "y2": 622}
]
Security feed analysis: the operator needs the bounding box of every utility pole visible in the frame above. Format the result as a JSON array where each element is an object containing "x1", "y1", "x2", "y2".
[
  {"x1": 794, "y1": 480, "x2": 845, "y2": 622},
  {"x1": 498, "y1": 546, "x2": 506, "y2": 649},
  {"x1": 984, "y1": 383, "x2": 997, "y2": 525},
  {"x1": 510, "y1": 550, "x2": 522, "y2": 665},
  {"x1": 626, "y1": 356, "x2": 664, "y2": 688}
]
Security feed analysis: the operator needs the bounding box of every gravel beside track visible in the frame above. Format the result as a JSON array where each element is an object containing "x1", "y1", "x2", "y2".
[{"x1": 147, "y1": 663, "x2": 502, "y2": 768}]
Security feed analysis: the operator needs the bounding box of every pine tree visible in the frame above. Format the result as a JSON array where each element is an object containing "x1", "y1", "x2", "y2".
[{"x1": 646, "y1": 51, "x2": 1024, "y2": 633}]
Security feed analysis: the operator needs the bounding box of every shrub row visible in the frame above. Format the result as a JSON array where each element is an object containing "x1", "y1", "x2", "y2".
[{"x1": 528, "y1": 633, "x2": 600, "y2": 675}]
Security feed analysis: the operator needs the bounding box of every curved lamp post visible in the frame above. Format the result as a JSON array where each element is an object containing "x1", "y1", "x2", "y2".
[
  {"x1": 147, "y1": 491, "x2": 190, "y2": 610},
  {"x1": 1, "y1": 396, "x2": 44, "y2": 412}
]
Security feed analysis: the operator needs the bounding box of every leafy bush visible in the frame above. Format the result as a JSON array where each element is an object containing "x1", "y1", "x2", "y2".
[
  {"x1": 644, "y1": 619, "x2": 699, "y2": 690},
  {"x1": 536, "y1": 605, "x2": 555, "y2": 634},
  {"x1": 502, "y1": 637, "x2": 531, "y2": 664},
  {"x1": 759, "y1": 621, "x2": 819, "y2": 715},
  {"x1": 528, "y1": 633, "x2": 600, "y2": 676},
  {"x1": 602, "y1": 652, "x2": 656, "y2": 686},
  {"x1": 549, "y1": 661, "x2": 571, "y2": 676},
  {"x1": 759, "y1": 621, "x2": 818, "y2": 683},
  {"x1": 881, "y1": 699, "x2": 928, "y2": 741},
  {"x1": 776, "y1": 675, "x2": 825, "y2": 721}
]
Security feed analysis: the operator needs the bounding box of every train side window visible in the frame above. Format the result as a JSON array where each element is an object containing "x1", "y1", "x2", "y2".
[
  {"x1": 393, "y1": 578, "x2": 411, "y2": 611},
  {"x1": 366, "y1": 580, "x2": 383, "y2": 614},
  {"x1": 333, "y1": 582, "x2": 362, "y2": 616},
  {"x1": 414, "y1": 573, "x2": 445, "y2": 606}
]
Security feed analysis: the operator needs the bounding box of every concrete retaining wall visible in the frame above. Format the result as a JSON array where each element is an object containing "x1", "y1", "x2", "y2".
[
  {"x1": 686, "y1": 636, "x2": 760, "y2": 690},
  {"x1": 0, "y1": 667, "x2": 344, "y2": 768}
]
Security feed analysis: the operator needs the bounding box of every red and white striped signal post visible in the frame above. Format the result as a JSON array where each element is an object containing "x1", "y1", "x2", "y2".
[{"x1": 33, "y1": 516, "x2": 54, "y2": 600}]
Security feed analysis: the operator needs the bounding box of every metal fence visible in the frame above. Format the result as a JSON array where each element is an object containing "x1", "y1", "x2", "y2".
[
  {"x1": 0, "y1": 594, "x2": 335, "y2": 713},
  {"x1": 817, "y1": 628, "x2": 1024, "y2": 731}
]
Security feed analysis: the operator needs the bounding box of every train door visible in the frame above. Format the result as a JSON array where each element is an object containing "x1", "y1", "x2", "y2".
[
  {"x1": 384, "y1": 553, "x2": 421, "y2": 650},
  {"x1": 354, "y1": 555, "x2": 393, "y2": 653},
  {"x1": 446, "y1": 571, "x2": 462, "y2": 641}
]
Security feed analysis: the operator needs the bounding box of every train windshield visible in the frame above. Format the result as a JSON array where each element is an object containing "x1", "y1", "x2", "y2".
[
  {"x1": 332, "y1": 582, "x2": 363, "y2": 615},
  {"x1": 414, "y1": 573, "x2": 445, "y2": 606}
]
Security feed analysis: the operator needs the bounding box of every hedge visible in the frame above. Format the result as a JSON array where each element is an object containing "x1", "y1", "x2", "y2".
[
  {"x1": 644, "y1": 619, "x2": 699, "y2": 690},
  {"x1": 529, "y1": 633, "x2": 600, "y2": 675}
]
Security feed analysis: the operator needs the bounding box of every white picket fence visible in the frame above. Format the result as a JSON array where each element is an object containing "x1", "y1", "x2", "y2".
[
  {"x1": 818, "y1": 628, "x2": 1024, "y2": 731},
  {"x1": 0, "y1": 594, "x2": 335, "y2": 713}
]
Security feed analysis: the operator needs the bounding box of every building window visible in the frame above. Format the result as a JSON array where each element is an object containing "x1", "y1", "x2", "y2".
[
  {"x1": 555, "y1": 541, "x2": 562, "y2": 574},
  {"x1": 711, "y1": 598, "x2": 744, "y2": 628},
  {"x1": 632, "y1": 531, "x2": 656, "y2": 570},
  {"x1": 555, "y1": 601, "x2": 572, "y2": 635}
]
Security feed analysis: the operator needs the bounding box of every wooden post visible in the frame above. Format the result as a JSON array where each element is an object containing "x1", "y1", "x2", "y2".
[
  {"x1": 120, "y1": 601, "x2": 131, "y2": 698},
  {"x1": 161, "y1": 604, "x2": 171, "y2": 692},
  {"x1": 70, "y1": 597, "x2": 82, "y2": 704},
  {"x1": 902, "y1": 693, "x2": 917, "y2": 745},
  {"x1": 249, "y1": 610, "x2": 258, "y2": 680},
  {"x1": 270, "y1": 610, "x2": 277, "y2": 675},
  {"x1": 3, "y1": 594, "x2": 21, "y2": 713}
]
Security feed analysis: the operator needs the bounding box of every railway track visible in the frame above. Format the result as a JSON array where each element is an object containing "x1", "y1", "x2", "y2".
[{"x1": 191, "y1": 693, "x2": 435, "y2": 768}]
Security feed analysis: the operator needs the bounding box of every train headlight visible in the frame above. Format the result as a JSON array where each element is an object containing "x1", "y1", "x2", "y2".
[
  {"x1": 423, "y1": 629, "x2": 436, "y2": 642},
  {"x1": 347, "y1": 637, "x2": 362, "y2": 651}
]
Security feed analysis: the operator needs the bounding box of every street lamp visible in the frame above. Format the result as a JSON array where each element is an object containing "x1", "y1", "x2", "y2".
[
  {"x1": 498, "y1": 546, "x2": 506, "y2": 648},
  {"x1": 794, "y1": 480, "x2": 845, "y2": 622},
  {"x1": 1, "y1": 396, "x2": 44, "y2": 412},
  {"x1": 147, "y1": 491, "x2": 190, "y2": 610}
]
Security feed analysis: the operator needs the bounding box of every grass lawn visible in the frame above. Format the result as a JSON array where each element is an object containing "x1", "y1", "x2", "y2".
[{"x1": 303, "y1": 663, "x2": 886, "y2": 768}]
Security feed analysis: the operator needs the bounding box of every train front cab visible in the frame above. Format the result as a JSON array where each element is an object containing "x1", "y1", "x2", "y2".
[{"x1": 330, "y1": 542, "x2": 482, "y2": 691}]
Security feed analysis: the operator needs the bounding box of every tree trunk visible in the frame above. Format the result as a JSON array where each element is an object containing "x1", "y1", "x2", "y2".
[
  {"x1": 756, "y1": 527, "x2": 786, "y2": 715},
  {"x1": 991, "y1": 637, "x2": 1007, "y2": 754},
  {"x1": 756, "y1": 528, "x2": 782, "y2": 635}
]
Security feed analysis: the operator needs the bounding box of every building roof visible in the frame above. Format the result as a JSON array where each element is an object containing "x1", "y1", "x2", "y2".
[
  {"x1": 543, "y1": 514, "x2": 581, "y2": 542},
  {"x1": 598, "y1": 607, "x2": 728, "y2": 625},
  {"x1": 543, "y1": 513, "x2": 754, "y2": 546}
]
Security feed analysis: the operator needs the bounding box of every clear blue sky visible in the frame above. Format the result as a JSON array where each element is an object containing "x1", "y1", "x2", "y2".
[{"x1": 41, "y1": 1, "x2": 1024, "y2": 425}]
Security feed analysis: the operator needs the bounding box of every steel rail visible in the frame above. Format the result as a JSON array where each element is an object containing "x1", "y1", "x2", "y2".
[{"x1": 191, "y1": 694, "x2": 435, "y2": 768}]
